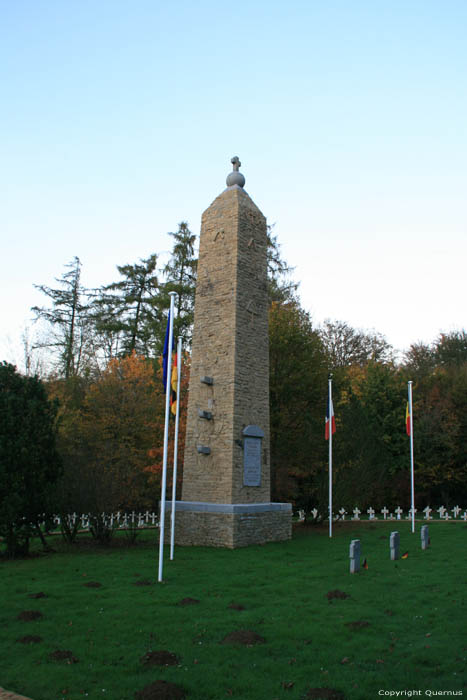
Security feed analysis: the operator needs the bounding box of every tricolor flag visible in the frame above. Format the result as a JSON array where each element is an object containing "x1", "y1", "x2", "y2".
[
  {"x1": 170, "y1": 351, "x2": 178, "y2": 416},
  {"x1": 162, "y1": 312, "x2": 173, "y2": 392},
  {"x1": 406, "y1": 401, "x2": 411, "y2": 436},
  {"x1": 325, "y1": 397, "x2": 336, "y2": 440},
  {"x1": 401, "y1": 551, "x2": 409, "y2": 559}
]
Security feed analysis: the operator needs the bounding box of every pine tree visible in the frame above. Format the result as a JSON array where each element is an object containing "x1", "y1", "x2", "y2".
[
  {"x1": 90, "y1": 254, "x2": 161, "y2": 358},
  {"x1": 159, "y1": 222, "x2": 197, "y2": 351},
  {"x1": 32, "y1": 257, "x2": 91, "y2": 378}
]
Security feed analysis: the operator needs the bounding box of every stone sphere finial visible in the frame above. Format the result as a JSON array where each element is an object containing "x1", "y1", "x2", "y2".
[{"x1": 226, "y1": 156, "x2": 245, "y2": 188}]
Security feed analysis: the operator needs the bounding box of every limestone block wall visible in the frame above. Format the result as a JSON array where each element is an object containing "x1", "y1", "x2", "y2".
[
  {"x1": 182, "y1": 185, "x2": 270, "y2": 505},
  {"x1": 164, "y1": 503, "x2": 292, "y2": 548}
]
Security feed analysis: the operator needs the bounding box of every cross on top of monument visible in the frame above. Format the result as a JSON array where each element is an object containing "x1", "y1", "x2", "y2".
[{"x1": 226, "y1": 155, "x2": 246, "y2": 188}]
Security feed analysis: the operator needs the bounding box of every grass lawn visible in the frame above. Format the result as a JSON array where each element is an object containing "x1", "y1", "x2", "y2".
[{"x1": 1, "y1": 520, "x2": 466, "y2": 700}]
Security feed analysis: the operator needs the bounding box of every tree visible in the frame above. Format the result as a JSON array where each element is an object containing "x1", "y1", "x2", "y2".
[
  {"x1": 158, "y1": 222, "x2": 198, "y2": 352},
  {"x1": 332, "y1": 362, "x2": 408, "y2": 509},
  {"x1": 434, "y1": 330, "x2": 467, "y2": 367},
  {"x1": 63, "y1": 353, "x2": 162, "y2": 541},
  {"x1": 267, "y1": 226, "x2": 299, "y2": 304},
  {"x1": 0, "y1": 363, "x2": 62, "y2": 556},
  {"x1": 403, "y1": 341, "x2": 436, "y2": 379},
  {"x1": 269, "y1": 300, "x2": 328, "y2": 506},
  {"x1": 32, "y1": 256, "x2": 91, "y2": 378},
  {"x1": 90, "y1": 255, "x2": 161, "y2": 359},
  {"x1": 320, "y1": 319, "x2": 393, "y2": 369}
]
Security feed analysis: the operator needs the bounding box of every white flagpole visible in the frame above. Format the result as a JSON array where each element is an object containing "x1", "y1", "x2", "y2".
[
  {"x1": 328, "y1": 375, "x2": 333, "y2": 538},
  {"x1": 158, "y1": 291, "x2": 176, "y2": 582},
  {"x1": 170, "y1": 336, "x2": 182, "y2": 561},
  {"x1": 408, "y1": 380, "x2": 415, "y2": 534}
]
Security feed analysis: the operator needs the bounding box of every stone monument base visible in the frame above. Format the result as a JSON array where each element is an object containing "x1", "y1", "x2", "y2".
[{"x1": 162, "y1": 501, "x2": 292, "y2": 548}]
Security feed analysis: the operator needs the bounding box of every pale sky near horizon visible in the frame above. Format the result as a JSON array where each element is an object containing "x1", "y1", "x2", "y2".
[{"x1": 1, "y1": 0, "x2": 466, "y2": 370}]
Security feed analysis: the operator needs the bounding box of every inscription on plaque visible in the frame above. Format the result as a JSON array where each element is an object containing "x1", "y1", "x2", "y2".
[{"x1": 242, "y1": 425, "x2": 264, "y2": 487}]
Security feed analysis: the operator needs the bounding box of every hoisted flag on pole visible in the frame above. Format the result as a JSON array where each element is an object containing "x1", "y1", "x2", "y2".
[
  {"x1": 170, "y1": 351, "x2": 178, "y2": 416},
  {"x1": 326, "y1": 375, "x2": 335, "y2": 538},
  {"x1": 407, "y1": 381, "x2": 415, "y2": 534},
  {"x1": 325, "y1": 396, "x2": 336, "y2": 440},
  {"x1": 158, "y1": 293, "x2": 176, "y2": 583},
  {"x1": 162, "y1": 311, "x2": 174, "y2": 393},
  {"x1": 170, "y1": 336, "x2": 182, "y2": 562}
]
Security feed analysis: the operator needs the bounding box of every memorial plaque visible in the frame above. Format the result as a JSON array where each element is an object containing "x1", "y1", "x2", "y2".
[
  {"x1": 243, "y1": 438, "x2": 262, "y2": 486},
  {"x1": 242, "y1": 425, "x2": 264, "y2": 487}
]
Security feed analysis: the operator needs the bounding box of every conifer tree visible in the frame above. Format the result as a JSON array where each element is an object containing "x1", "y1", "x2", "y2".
[
  {"x1": 158, "y1": 222, "x2": 197, "y2": 351},
  {"x1": 32, "y1": 256, "x2": 90, "y2": 378},
  {"x1": 90, "y1": 254, "x2": 161, "y2": 358}
]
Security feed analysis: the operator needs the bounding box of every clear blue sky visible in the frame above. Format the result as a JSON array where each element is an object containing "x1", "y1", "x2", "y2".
[{"x1": 1, "y1": 0, "x2": 466, "y2": 367}]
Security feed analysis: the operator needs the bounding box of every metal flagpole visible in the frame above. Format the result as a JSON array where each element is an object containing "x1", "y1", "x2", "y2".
[
  {"x1": 170, "y1": 336, "x2": 182, "y2": 561},
  {"x1": 328, "y1": 375, "x2": 333, "y2": 538},
  {"x1": 408, "y1": 380, "x2": 415, "y2": 534},
  {"x1": 158, "y1": 291, "x2": 176, "y2": 582}
]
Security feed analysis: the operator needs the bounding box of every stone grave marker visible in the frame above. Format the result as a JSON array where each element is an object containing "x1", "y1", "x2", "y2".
[
  {"x1": 390, "y1": 531, "x2": 400, "y2": 560},
  {"x1": 421, "y1": 525, "x2": 429, "y2": 550},
  {"x1": 349, "y1": 539, "x2": 361, "y2": 573}
]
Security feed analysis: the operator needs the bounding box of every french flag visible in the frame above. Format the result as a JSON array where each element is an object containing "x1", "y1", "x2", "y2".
[{"x1": 325, "y1": 397, "x2": 336, "y2": 440}]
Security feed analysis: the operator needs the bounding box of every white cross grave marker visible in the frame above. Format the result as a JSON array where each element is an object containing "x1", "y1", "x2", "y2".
[
  {"x1": 339, "y1": 508, "x2": 346, "y2": 520},
  {"x1": 395, "y1": 507, "x2": 403, "y2": 520},
  {"x1": 352, "y1": 508, "x2": 361, "y2": 521},
  {"x1": 367, "y1": 507, "x2": 376, "y2": 520},
  {"x1": 381, "y1": 507, "x2": 389, "y2": 520},
  {"x1": 423, "y1": 506, "x2": 432, "y2": 520},
  {"x1": 437, "y1": 506, "x2": 446, "y2": 519}
]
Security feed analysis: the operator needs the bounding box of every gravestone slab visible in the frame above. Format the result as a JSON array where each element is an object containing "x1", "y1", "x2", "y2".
[
  {"x1": 349, "y1": 539, "x2": 361, "y2": 573},
  {"x1": 421, "y1": 525, "x2": 429, "y2": 550},
  {"x1": 390, "y1": 531, "x2": 400, "y2": 560}
]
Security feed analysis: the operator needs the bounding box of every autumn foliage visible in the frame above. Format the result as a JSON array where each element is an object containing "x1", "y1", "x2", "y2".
[{"x1": 48, "y1": 352, "x2": 189, "y2": 540}]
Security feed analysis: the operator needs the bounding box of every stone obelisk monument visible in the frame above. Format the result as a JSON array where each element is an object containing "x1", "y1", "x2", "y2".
[{"x1": 169, "y1": 157, "x2": 291, "y2": 547}]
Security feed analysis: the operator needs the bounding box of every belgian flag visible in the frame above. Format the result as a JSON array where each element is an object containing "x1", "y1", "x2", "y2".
[
  {"x1": 401, "y1": 551, "x2": 409, "y2": 559},
  {"x1": 170, "y1": 351, "x2": 178, "y2": 416},
  {"x1": 406, "y1": 401, "x2": 411, "y2": 436}
]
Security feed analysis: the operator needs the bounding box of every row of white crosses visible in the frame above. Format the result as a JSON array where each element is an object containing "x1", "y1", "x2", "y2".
[
  {"x1": 300, "y1": 506, "x2": 467, "y2": 521},
  {"x1": 51, "y1": 511, "x2": 159, "y2": 530}
]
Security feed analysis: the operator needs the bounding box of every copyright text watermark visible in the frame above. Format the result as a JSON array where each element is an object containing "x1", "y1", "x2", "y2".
[{"x1": 378, "y1": 692, "x2": 463, "y2": 697}]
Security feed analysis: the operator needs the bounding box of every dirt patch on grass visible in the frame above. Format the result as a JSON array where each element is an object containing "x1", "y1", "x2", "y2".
[
  {"x1": 134, "y1": 680, "x2": 187, "y2": 699},
  {"x1": 0, "y1": 688, "x2": 34, "y2": 700},
  {"x1": 140, "y1": 650, "x2": 180, "y2": 667},
  {"x1": 17, "y1": 635, "x2": 43, "y2": 644},
  {"x1": 27, "y1": 592, "x2": 47, "y2": 599},
  {"x1": 220, "y1": 629, "x2": 266, "y2": 646},
  {"x1": 17, "y1": 610, "x2": 43, "y2": 621},
  {"x1": 345, "y1": 620, "x2": 370, "y2": 629},
  {"x1": 326, "y1": 590, "x2": 350, "y2": 601},
  {"x1": 83, "y1": 581, "x2": 102, "y2": 588},
  {"x1": 228, "y1": 602, "x2": 245, "y2": 610},
  {"x1": 304, "y1": 688, "x2": 345, "y2": 700},
  {"x1": 133, "y1": 579, "x2": 153, "y2": 586},
  {"x1": 49, "y1": 650, "x2": 79, "y2": 663},
  {"x1": 177, "y1": 597, "x2": 199, "y2": 606},
  {"x1": 385, "y1": 609, "x2": 395, "y2": 616}
]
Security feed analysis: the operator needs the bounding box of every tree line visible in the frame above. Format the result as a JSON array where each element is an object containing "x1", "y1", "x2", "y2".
[{"x1": 1, "y1": 222, "x2": 466, "y2": 555}]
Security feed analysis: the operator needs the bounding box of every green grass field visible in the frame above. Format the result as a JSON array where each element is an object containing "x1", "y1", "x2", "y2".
[{"x1": 1, "y1": 521, "x2": 466, "y2": 700}]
